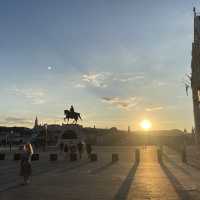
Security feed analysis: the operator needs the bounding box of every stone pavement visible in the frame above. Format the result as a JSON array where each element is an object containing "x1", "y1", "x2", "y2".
[
  {"x1": 119, "y1": 147, "x2": 180, "y2": 200},
  {"x1": 163, "y1": 146, "x2": 200, "y2": 199},
  {"x1": 0, "y1": 146, "x2": 199, "y2": 199}
]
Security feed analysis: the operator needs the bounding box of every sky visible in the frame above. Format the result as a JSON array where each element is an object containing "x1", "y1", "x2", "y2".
[{"x1": 0, "y1": 0, "x2": 199, "y2": 130}]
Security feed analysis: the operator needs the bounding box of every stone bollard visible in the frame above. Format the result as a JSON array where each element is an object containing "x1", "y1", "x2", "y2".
[
  {"x1": 14, "y1": 153, "x2": 21, "y2": 161},
  {"x1": 90, "y1": 153, "x2": 98, "y2": 162},
  {"x1": 182, "y1": 148, "x2": 187, "y2": 163},
  {"x1": 112, "y1": 153, "x2": 119, "y2": 162},
  {"x1": 49, "y1": 153, "x2": 58, "y2": 161},
  {"x1": 70, "y1": 153, "x2": 77, "y2": 161},
  {"x1": 157, "y1": 149, "x2": 162, "y2": 163},
  {"x1": 135, "y1": 149, "x2": 140, "y2": 163},
  {"x1": 31, "y1": 153, "x2": 40, "y2": 161},
  {"x1": 0, "y1": 153, "x2": 5, "y2": 160}
]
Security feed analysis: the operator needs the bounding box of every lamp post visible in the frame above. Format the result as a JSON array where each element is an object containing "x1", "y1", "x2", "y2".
[
  {"x1": 44, "y1": 124, "x2": 48, "y2": 151},
  {"x1": 182, "y1": 129, "x2": 187, "y2": 163},
  {"x1": 10, "y1": 130, "x2": 14, "y2": 152},
  {"x1": 183, "y1": 129, "x2": 187, "y2": 148}
]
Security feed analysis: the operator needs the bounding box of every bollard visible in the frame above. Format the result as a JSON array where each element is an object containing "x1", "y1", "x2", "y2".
[
  {"x1": 70, "y1": 153, "x2": 77, "y2": 161},
  {"x1": 49, "y1": 153, "x2": 58, "y2": 161},
  {"x1": 182, "y1": 148, "x2": 187, "y2": 163},
  {"x1": 0, "y1": 153, "x2": 5, "y2": 160},
  {"x1": 14, "y1": 153, "x2": 21, "y2": 161},
  {"x1": 90, "y1": 153, "x2": 98, "y2": 162},
  {"x1": 157, "y1": 149, "x2": 162, "y2": 163},
  {"x1": 135, "y1": 149, "x2": 140, "y2": 163},
  {"x1": 112, "y1": 153, "x2": 119, "y2": 162},
  {"x1": 31, "y1": 153, "x2": 39, "y2": 161}
]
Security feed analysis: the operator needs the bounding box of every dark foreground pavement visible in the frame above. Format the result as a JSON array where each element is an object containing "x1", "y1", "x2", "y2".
[{"x1": 0, "y1": 146, "x2": 199, "y2": 199}]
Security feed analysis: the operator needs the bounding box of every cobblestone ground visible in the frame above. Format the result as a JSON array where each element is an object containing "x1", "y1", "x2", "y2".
[{"x1": 0, "y1": 146, "x2": 199, "y2": 199}]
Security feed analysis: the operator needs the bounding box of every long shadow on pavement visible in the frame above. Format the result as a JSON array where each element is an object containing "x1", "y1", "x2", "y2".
[
  {"x1": 187, "y1": 158, "x2": 200, "y2": 171},
  {"x1": 164, "y1": 151, "x2": 200, "y2": 174},
  {"x1": 163, "y1": 153, "x2": 191, "y2": 176},
  {"x1": 160, "y1": 160, "x2": 191, "y2": 200},
  {"x1": 114, "y1": 162, "x2": 139, "y2": 200}
]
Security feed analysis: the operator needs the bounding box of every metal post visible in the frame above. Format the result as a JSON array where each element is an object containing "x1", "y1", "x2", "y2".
[
  {"x1": 182, "y1": 129, "x2": 187, "y2": 163},
  {"x1": 10, "y1": 130, "x2": 13, "y2": 152},
  {"x1": 44, "y1": 124, "x2": 48, "y2": 151}
]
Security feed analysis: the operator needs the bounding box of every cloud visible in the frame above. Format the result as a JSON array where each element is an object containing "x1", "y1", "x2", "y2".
[
  {"x1": 160, "y1": 121, "x2": 176, "y2": 125},
  {"x1": 74, "y1": 84, "x2": 86, "y2": 88},
  {"x1": 82, "y1": 72, "x2": 110, "y2": 88},
  {"x1": 152, "y1": 80, "x2": 167, "y2": 87},
  {"x1": 102, "y1": 96, "x2": 139, "y2": 110},
  {"x1": 0, "y1": 117, "x2": 33, "y2": 126},
  {"x1": 78, "y1": 72, "x2": 144, "y2": 89},
  {"x1": 145, "y1": 106, "x2": 164, "y2": 112},
  {"x1": 113, "y1": 74, "x2": 145, "y2": 83},
  {"x1": 9, "y1": 87, "x2": 46, "y2": 104}
]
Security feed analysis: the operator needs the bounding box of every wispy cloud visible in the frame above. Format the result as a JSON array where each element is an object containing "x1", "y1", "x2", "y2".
[
  {"x1": 113, "y1": 73, "x2": 144, "y2": 83},
  {"x1": 102, "y1": 96, "x2": 140, "y2": 110},
  {"x1": 0, "y1": 117, "x2": 33, "y2": 126},
  {"x1": 145, "y1": 106, "x2": 164, "y2": 112},
  {"x1": 74, "y1": 84, "x2": 86, "y2": 88},
  {"x1": 82, "y1": 72, "x2": 110, "y2": 88},
  {"x1": 152, "y1": 80, "x2": 168, "y2": 87},
  {"x1": 9, "y1": 87, "x2": 46, "y2": 104},
  {"x1": 76, "y1": 72, "x2": 144, "y2": 89},
  {"x1": 160, "y1": 121, "x2": 176, "y2": 125}
]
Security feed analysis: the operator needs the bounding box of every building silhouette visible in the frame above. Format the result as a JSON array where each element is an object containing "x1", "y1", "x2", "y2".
[{"x1": 34, "y1": 116, "x2": 39, "y2": 129}]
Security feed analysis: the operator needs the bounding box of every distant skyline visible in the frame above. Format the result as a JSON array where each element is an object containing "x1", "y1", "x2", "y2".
[{"x1": 0, "y1": 0, "x2": 199, "y2": 130}]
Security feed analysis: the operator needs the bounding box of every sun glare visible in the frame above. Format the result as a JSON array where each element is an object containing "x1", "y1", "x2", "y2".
[{"x1": 140, "y1": 119, "x2": 152, "y2": 130}]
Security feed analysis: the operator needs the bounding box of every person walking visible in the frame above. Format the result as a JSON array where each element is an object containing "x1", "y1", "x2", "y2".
[
  {"x1": 77, "y1": 142, "x2": 83, "y2": 159},
  {"x1": 64, "y1": 144, "x2": 69, "y2": 158},
  {"x1": 86, "y1": 143, "x2": 92, "y2": 159},
  {"x1": 69, "y1": 143, "x2": 76, "y2": 153},
  {"x1": 59, "y1": 142, "x2": 64, "y2": 154},
  {"x1": 20, "y1": 143, "x2": 33, "y2": 185}
]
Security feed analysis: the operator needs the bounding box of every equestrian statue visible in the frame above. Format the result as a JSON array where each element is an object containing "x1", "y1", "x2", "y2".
[{"x1": 64, "y1": 105, "x2": 82, "y2": 124}]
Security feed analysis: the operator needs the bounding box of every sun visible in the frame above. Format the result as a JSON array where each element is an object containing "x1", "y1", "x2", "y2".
[{"x1": 140, "y1": 119, "x2": 152, "y2": 130}]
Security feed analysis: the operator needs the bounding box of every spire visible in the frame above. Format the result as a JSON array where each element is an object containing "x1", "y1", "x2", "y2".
[
  {"x1": 193, "y1": 7, "x2": 196, "y2": 16},
  {"x1": 34, "y1": 116, "x2": 39, "y2": 129}
]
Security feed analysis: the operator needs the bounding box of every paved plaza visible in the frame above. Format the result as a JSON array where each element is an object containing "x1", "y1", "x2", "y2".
[{"x1": 0, "y1": 146, "x2": 200, "y2": 199}]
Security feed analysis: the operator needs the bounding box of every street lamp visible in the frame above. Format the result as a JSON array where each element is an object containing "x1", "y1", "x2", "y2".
[
  {"x1": 182, "y1": 129, "x2": 187, "y2": 163},
  {"x1": 183, "y1": 129, "x2": 187, "y2": 147},
  {"x1": 44, "y1": 124, "x2": 48, "y2": 151},
  {"x1": 10, "y1": 130, "x2": 14, "y2": 152}
]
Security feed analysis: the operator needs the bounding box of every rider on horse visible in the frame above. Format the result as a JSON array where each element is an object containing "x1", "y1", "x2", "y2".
[
  {"x1": 64, "y1": 105, "x2": 82, "y2": 124},
  {"x1": 70, "y1": 105, "x2": 74, "y2": 113}
]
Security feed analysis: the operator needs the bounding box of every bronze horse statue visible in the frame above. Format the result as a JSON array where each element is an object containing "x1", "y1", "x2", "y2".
[{"x1": 64, "y1": 109, "x2": 82, "y2": 124}]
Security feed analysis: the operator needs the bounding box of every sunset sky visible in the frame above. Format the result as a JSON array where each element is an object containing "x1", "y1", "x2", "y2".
[{"x1": 0, "y1": 0, "x2": 198, "y2": 130}]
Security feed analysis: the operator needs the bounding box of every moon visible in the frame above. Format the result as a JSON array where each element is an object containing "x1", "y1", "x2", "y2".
[{"x1": 48, "y1": 66, "x2": 52, "y2": 70}]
